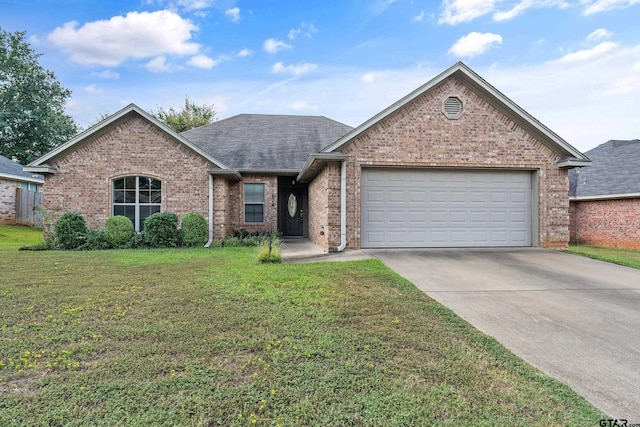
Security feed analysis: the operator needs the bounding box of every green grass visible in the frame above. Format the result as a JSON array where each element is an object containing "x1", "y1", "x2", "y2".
[
  {"x1": 0, "y1": 226, "x2": 606, "y2": 426},
  {"x1": 568, "y1": 244, "x2": 640, "y2": 269},
  {"x1": 0, "y1": 224, "x2": 45, "y2": 250}
]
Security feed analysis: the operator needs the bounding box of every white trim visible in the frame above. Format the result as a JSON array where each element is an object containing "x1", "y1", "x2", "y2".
[
  {"x1": 205, "y1": 174, "x2": 214, "y2": 248},
  {"x1": 27, "y1": 103, "x2": 231, "y2": 170},
  {"x1": 322, "y1": 62, "x2": 590, "y2": 164},
  {"x1": 570, "y1": 193, "x2": 640, "y2": 201},
  {"x1": 0, "y1": 172, "x2": 44, "y2": 184}
]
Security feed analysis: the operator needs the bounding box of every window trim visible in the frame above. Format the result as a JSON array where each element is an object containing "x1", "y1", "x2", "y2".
[
  {"x1": 112, "y1": 175, "x2": 162, "y2": 232},
  {"x1": 244, "y1": 183, "x2": 265, "y2": 223}
]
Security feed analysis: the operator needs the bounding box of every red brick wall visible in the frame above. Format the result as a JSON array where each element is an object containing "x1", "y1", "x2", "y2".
[
  {"x1": 570, "y1": 199, "x2": 640, "y2": 250},
  {"x1": 323, "y1": 75, "x2": 569, "y2": 249},
  {"x1": 308, "y1": 163, "x2": 341, "y2": 250},
  {"x1": 0, "y1": 178, "x2": 19, "y2": 224},
  {"x1": 225, "y1": 174, "x2": 278, "y2": 236},
  {"x1": 42, "y1": 115, "x2": 215, "y2": 230}
]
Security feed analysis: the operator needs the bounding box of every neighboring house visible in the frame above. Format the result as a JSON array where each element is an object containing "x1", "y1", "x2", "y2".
[
  {"x1": 25, "y1": 62, "x2": 590, "y2": 250},
  {"x1": 0, "y1": 154, "x2": 44, "y2": 225},
  {"x1": 569, "y1": 140, "x2": 640, "y2": 250}
]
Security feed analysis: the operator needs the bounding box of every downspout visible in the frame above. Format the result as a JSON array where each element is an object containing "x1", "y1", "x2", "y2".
[
  {"x1": 337, "y1": 160, "x2": 347, "y2": 252},
  {"x1": 204, "y1": 174, "x2": 214, "y2": 247}
]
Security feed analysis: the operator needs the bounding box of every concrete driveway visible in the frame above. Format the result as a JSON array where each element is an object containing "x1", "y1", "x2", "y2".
[{"x1": 369, "y1": 248, "x2": 640, "y2": 419}]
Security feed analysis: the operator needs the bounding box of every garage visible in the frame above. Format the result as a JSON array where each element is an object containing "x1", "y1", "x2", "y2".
[{"x1": 361, "y1": 168, "x2": 533, "y2": 248}]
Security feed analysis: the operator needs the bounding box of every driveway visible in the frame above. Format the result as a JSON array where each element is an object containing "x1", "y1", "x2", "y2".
[{"x1": 369, "y1": 248, "x2": 640, "y2": 419}]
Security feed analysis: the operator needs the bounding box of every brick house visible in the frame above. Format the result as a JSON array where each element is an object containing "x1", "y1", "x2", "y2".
[
  {"x1": 25, "y1": 62, "x2": 590, "y2": 250},
  {"x1": 569, "y1": 140, "x2": 640, "y2": 250},
  {"x1": 0, "y1": 154, "x2": 44, "y2": 225}
]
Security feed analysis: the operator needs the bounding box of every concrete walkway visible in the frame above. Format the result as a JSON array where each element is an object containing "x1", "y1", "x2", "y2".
[
  {"x1": 370, "y1": 248, "x2": 640, "y2": 420},
  {"x1": 280, "y1": 239, "x2": 372, "y2": 263}
]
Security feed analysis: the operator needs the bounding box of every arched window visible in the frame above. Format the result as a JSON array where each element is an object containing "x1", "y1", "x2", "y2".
[{"x1": 112, "y1": 176, "x2": 161, "y2": 231}]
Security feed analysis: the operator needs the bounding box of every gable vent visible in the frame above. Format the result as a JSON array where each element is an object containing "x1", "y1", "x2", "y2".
[{"x1": 444, "y1": 97, "x2": 462, "y2": 118}]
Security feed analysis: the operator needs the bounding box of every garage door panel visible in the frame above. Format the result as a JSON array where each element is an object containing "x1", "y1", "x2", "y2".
[{"x1": 361, "y1": 169, "x2": 532, "y2": 248}]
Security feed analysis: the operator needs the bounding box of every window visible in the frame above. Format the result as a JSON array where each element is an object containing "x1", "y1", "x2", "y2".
[
  {"x1": 244, "y1": 183, "x2": 265, "y2": 223},
  {"x1": 20, "y1": 182, "x2": 39, "y2": 191},
  {"x1": 113, "y1": 176, "x2": 161, "y2": 231}
]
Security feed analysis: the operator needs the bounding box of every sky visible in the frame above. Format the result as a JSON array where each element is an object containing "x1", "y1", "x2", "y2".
[{"x1": 2, "y1": 0, "x2": 639, "y2": 153}]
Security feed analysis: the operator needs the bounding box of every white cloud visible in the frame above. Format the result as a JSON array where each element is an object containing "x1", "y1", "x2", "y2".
[
  {"x1": 413, "y1": 11, "x2": 426, "y2": 21},
  {"x1": 361, "y1": 72, "x2": 384, "y2": 83},
  {"x1": 289, "y1": 100, "x2": 318, "y2": 111},
  {"x1": 369, "y1": 0, "x2": 399, "y2": 16},
  {"x1": 439, "y1": 0, "x2": 496, "y2": 25},
  {"x1": 238, "y1": 48, "x2": 253, "y2": 57},
  {"x1": 271, "y1": 62, "x2": 318, "y2": 76},
  {"x1": 92, "y1": 70, "x2": 120, "y2": 80},
  {"x1": 264, "y1": 38, "x2": 292, "y2": 53},
  {"x1": 288, "y1": 22, "x2": 318, "y2": 40},
  {"x1": 146, "y1": 56, "x2": 173, "y2": 72},
  {"x1": 556, "y1": 41, "x2": 618, "y2": 63},
  {"x1": 493, "y1": 0, "x2": 568, "y2": 21},
  {"x1": 449, "y1": 32, "x2": 503, "y2": 58},
  {"x1": 582, "y1": 0, "x2": 640, "y2": 15},
  {"x1": 225, "y1": 7, "x2": 241, "y2": 22},
  {"x1": 47, "y1": 10, "x2": 200, "y2": 66},
  {"x1": 187, "y1": 54, "x2": 217, "y2": 69},
  {"x1": 84, "y1": 84, "x2": 102, "y2": 94},
  {"x1": 587, "y1": 28, "x2": 613, "y2": 41}
]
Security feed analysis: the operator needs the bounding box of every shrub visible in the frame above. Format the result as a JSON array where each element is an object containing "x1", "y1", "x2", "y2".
[
  {"x1": 143, "y1": 212, "x2": 179, "y2": 248},
  {"x1": 257, "y1": 239, "x2": 282, "y2": 263},
  {"x1": 77, "y1": 229, "x2": 110, "y2": 250},
  {"x1": 125, "y1": 233, "x2": 146, "y2": 249},
  {"x1": 181, "y1": 213, "x2": 208, "y2": 247},
  {"x1": 54, "y1": 212, "x2": 88, "y2": 249},
  {"x1": 104, "y1": 216, "x2": 134, "y2": 248}
]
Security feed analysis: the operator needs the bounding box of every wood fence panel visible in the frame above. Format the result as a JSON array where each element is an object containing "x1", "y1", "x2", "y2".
[{"x1": 15, "y1": 188, "x2": 43, "y2": 227}]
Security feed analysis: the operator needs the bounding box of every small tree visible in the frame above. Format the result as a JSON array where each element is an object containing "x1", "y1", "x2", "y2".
[
  {"x1": 0, "y1": 29, "x2": 79, "y2": 164},
  {"x1": 151, "y1": 96, "x2": 216, "y2": 133}
]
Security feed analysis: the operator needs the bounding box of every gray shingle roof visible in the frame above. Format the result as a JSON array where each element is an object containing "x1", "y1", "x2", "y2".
[
  {"x1": 181, "y1": 114, "x2": 353, "y2": 171},
  {"x1": 0, "y1": 154, "x2": 42, "y2": 181},
  {"x1": 569, "y1": 140, "x2": 640, "y2": 198}
]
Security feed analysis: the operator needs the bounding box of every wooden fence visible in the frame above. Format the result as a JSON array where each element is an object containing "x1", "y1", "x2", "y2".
[{"x1": 15, "y1": 188, "x2": 43, "y2": 227}]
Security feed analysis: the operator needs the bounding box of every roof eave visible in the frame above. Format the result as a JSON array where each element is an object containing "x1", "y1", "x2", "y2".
[
  {"x1": 0, "y1": 172, "x2": 45, "y2": 183},
  {"x1": 209, "y1": 169, "x2": 242, "y2": 181},
  {"x1": 297, "y1": 153, "x2": 349, "y2": 183},
  {"x1": 22, "y1": 165, "x2": 57, "y2": 175},
  {"x1": 556, "y1": 158, "x2": 592, "y2": 169}
]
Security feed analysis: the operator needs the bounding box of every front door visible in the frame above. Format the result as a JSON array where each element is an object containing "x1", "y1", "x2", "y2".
[{"x1": 282, "y1": 189, "x2": 304, "y2": 236}]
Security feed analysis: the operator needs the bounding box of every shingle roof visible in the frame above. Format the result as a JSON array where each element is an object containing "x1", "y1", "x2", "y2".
[
  {"x1": 181, "y1": 114, "x2": 353, "y2": 171},
  {"x1": 569, "y1": 140, "x2": 640, "y2": 198},
  {"x1": 0, "y1": 154, "x2": 43, "y2": 181}
]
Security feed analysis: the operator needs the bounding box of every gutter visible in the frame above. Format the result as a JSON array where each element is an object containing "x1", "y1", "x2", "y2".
[
  {"x1": 204, "y1": 174, "x2": 214, "y2": 247},
  {"x1": 570, "y1": 193, "x2": 640, "y2": 202},
  {"x1": 337, "y1": 160, "x2": 347, "y2": 252}
]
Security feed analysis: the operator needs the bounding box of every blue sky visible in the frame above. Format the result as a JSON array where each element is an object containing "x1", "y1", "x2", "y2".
[{"x1": 2, "y1": 0, "x2": 639, "y2": 152}]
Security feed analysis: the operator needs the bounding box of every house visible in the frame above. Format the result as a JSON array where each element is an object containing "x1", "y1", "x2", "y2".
[
  {"x1": 569, "y1": 140, "x2": 640, "y2": 250},
  {"x1": 0, "y1": 154, "x2": 44, "y2": 225},
  {"x1": 25, "y1": 62, "x2": 590, "y2": 250}
]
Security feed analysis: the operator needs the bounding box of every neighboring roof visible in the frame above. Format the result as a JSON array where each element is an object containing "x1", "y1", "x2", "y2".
[
  {"x1": 569, "y1": 140, "x2": 640, "y2": 199},
  {"x1": 182, "y1": 114, "x2": 353, "y2": 171},
  {"x1": 322, "y1": 61, "x2": 591, "y2": 169},
  {"x1": 0, "y1": 154, "x2": 43, "y2": 183},
  {"x1": 24, "y1": 103, "x2": 229, "y2": 174}
]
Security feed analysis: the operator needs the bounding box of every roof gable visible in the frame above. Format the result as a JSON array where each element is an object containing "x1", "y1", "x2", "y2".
[
  {"x1": 322, "y1": 62, "x2": 590, "y2": 167},
  {"x1": 570, "y1": 139, "x2": 640, "y2": 199},
  {"x1": 182, "y1": 114, "x2": 353, "y2": 171},
  {"x1": 25, "y1": 104, "x2": 229, "y2": 173}
]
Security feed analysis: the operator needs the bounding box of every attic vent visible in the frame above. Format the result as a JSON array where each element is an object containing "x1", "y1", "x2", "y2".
[{"x1": 443, "y1": 97, "x2": 463, "y2": 118}]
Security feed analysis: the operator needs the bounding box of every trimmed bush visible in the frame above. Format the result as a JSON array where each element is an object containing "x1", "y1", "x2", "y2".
[
  {"x1": 54, "y1": 212, "x2": 88, "y2": 249},
  {"x1": 181, "y1": 213, "x2": 208, "y2": 247},
  {"x1": 144, "y1": 212, "x2": 179, "y2": 248},
  {"x1": 104, "y1": 216, "x2": 134, "y2": 248}
]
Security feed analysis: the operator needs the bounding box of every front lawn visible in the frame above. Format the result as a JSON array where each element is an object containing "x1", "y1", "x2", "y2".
[
  {"x1": 0, "y1": 227, "x2": 605, "y2": 425},
  {"x1": 568, "y1": 244, "x2": 640, "y2": 270}
]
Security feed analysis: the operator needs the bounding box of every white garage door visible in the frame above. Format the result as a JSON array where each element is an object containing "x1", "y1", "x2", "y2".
[{"x1": 361, "y1": 168, "x2": 532, "y2": 248}]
